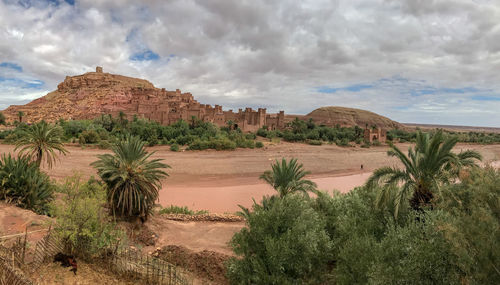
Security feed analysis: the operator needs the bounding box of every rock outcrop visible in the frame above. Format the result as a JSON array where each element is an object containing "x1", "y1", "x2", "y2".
[{"x1": 303, "y1": 106, "x2": 404, "y2": 129}]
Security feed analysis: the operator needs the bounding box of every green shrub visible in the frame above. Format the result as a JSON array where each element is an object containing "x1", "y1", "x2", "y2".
[
  {"x1": 52, "y1": 175, "x2": 126, "y2": 259},
  {"x1": 308, "y1": 139, "x2": 322, "y2": 146},
  {"x1": 236, "y1": 138, "x2": 255, "y2": 149},
  {"x1": 170, "y1": 143, "x2": 180, "y2": 152},
  {"x1": 336, "y1": 138, "x2": 350, "y2": 147},
  {"x1": 270, "y1": 137, "x2": 281, "y2": 144},
  {"x1": 226, "y1": 168, "x2": 500, "y2": 284},
  {"x1": 368, "y1": 212, "x2": 461, "y2": 285},
  {"x1": 0, "y1": 130, "x2": 12, "y2": 139},
  {"x1": 361, "y1": 141, "x2": 371, "y2": 148},
  {"x1": 245, "y1": 133, "x2": 256, "y2": 140},
  {"x1": 81, "y1": 129, "x2": 100, "y2": 144},
  {"x1": 4, "y1": 132, "x2": 19, "y2": 143},
  {"x1": 227, "y1": 195, "x2": 332, "y2": 284},
  {"x1": 255, "y1": 141, "x2": 264, "y2": 148},
  {"x1": 158, "y1": 205, "x2": 208, "y2": 215},
  {"x1": 0, "y1": 154, "x2": 54, "y2": 214},
  {"x1": 188, "y1": 137, "x2": 236, "y2": 151},
  {"x1": 256, "y1": 128, "x2": 268, "y2": 137},
  {"x1": 434, "y1": 167, "x2": 500, "y2": 284},
  {"x1": 78, "y1": 133, "x2": 86, "y2": 145},
  {"x1": 97, "y1": 140, "x2": 111, "y2": 149}
]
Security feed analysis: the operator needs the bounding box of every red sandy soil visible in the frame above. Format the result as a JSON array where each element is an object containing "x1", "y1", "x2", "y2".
[
  {"x1": 0, "y1": 141, "x2": 499, "y2": 213},
  {"x1": 0, "y1": 202, "x2": 51, "y2": 254}
]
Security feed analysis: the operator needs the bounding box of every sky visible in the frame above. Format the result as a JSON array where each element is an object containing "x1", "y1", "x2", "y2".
[{"x1": 0, "y1": 0, "x2": 499, "y2": 127}]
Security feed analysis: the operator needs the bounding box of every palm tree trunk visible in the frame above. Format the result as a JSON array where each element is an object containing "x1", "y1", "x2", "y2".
[{"x1": 409, "y1": 189, "x2": 433, "y2": 211}]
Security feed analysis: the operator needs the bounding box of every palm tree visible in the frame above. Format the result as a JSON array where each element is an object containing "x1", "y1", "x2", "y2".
[
  {"x1": 18, "y1": 111, "x2": 24, "y2": 123},
  {"x1": 91, "y1": 135, "x2": 169, "y2": 221},
  {"x1": 118, "y1": 111, "x2": 127, "y2": 126},
  {"x1": 260, "y1": 158, "x2": 317, "y2": 198},
  {"x1": 366, "y1": 130, "x2": 482, "y2": 217},
  {"x1": 15, "y1": 122, "x2": 68, "y2": 169}
]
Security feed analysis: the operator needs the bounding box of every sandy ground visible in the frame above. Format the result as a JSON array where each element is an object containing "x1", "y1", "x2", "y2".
[
  {"x1": 0, "y1": 202, "x2": 51, "y2": 253},
  {"x1": 0, "y1": 141, "x2": 499, "y2": 213}
]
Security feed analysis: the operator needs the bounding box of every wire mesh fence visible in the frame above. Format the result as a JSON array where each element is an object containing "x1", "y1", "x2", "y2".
[
  {"x1": 107, "y1": 247, "x2": 193, "y2": 285},
  {"x1": 0, "y1": 243, "x2": 35, "y2": 285}
]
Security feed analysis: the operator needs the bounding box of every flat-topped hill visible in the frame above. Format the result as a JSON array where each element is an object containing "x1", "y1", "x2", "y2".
[{"x1": 302, "y1": 106, "x2": 404, "y2": 129}]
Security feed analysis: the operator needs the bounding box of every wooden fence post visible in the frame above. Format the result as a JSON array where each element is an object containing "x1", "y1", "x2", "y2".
[{"x1": 22, "y1": 226, "x2": 28, "y2": 263}]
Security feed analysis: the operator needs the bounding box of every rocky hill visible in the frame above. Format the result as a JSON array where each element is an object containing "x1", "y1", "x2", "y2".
[
  {"x1": 2, "y1": 67, "x2": 157, "y2": 123},
  {"x1": 301, "y1": 106, "x2": 404, "y2": 129}
]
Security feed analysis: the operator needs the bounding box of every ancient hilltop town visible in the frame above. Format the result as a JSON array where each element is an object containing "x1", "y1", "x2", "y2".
[
  {"x1": 5, "y1": 66, "x2": 287, "y2": 132},
  {"x1": 93, "y1": 67, "x2": 287, "y2": 132}
]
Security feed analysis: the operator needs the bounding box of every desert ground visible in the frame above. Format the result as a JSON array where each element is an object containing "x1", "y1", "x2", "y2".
[{"x1": 0, "y1": 141, "x2": 499, "y2": 213}]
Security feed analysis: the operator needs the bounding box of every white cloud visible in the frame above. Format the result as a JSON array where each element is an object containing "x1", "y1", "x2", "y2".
[{"x1": 0, "y1": 0, "x2": 498, "y2": 127}]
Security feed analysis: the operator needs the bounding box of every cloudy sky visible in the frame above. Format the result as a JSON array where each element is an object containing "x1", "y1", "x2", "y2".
[{"x1": 1, "y1": 0, "x2": 499, "y2": 127}]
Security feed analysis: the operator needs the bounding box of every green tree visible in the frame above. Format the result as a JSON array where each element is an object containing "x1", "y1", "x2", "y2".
[
  {"x1": 226, "y1": 120, "x2": 234, "y2": 130},
  {"x1": 18, "y1": 111, "x2": 24, "y2": 123},
  {"x1": 290, "y1": 117, "x2": 307, "y2": 134},
  {"x1": 227, "y1": 195, "x2": 332, "y2": 284},
  {"x1": 118, "y1": 111, "x2": 127, "y2": 127},
  {"x1": 0, "y1": 112, "x2": 5, "y2": 125},
  {"x1": 366, "y1": 130, "x2": 482, "y2": 217},
  {"x1": 260, "y1": 158, "x2": 317, "y2": 198},
  {"x1": 52, "y1": 174, "x2": 126, "y2": 259},
  {"x1": 91, "y1": 135, "x2": 169, "y2": 221},
  {"x1": 15, "y1": 122, "x2": 68, "y2": 169}
]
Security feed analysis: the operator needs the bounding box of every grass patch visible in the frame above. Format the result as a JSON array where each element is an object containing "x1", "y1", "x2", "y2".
[{"x1": 158, "y1": 205, "x2": 209, "y2": 215}]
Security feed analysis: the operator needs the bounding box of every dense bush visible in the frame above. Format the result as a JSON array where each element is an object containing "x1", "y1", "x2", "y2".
[
  {"x1": 255, "y1": 141, "x2": 264, "y2": 148},
  {"x1": 228, "y1": 168, "x2": 500, "y2": 284},
  {"x1": 54, "y1": 115, "x2": 263, "y2": 150},
  {"x1": 0, "y1": 154, "x2": 54, "y2": 214},
  {"x1": 227, "y1": 195, "x2": 332, "y2": 284},
  {"x1": 387, "y1": 128, "x2": 500, "y2": 144},
  {"x1": 80, "y1": 129, "x2": 100, "y2": 144},
  {"x1": 170, "y1": 143, "x2": 180, "y2": 152},
  {"x1": 308, "y1": 139, "x2": 322, "y2": 145},
  {"x1": 52, "y1": 175, "x2": 126, "y2": 259},
  {"x1": 188, "y1": 137, "x2": 237, "y2": 150}
]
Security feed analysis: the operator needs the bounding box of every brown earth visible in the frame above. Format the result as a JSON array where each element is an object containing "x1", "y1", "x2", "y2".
[
  {"x1": 0, "y1": 141, "x2": 499, "y2": 213},
  {"x1": 155, "y1": 245, "x2": 231, "y2": 285},
  {"x1": 0, "y1": 202, "x2": 51, "y2": 254},
  {"x1": 29, "y1": 260, "x2": 138, "y2": 285}
]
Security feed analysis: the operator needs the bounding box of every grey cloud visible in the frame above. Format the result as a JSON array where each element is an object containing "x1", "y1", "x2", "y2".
[{"x1": 0, "y1": 0, "x2": 499, "y2": 126}]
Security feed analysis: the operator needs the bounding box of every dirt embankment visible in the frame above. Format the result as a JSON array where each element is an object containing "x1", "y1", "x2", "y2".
[{"x1": 155, "y1": 245, "x2": 231, "y2": 285}]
